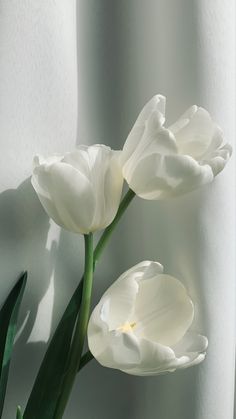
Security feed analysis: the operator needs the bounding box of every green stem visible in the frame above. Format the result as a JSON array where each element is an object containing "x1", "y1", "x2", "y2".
[
  {"x1": 16, "y1": 406, "x2": 23, "y2": 419},
  {"x1": 93, "y1": 189, "x2": 135, "y2": 266},
  {"x1": 78, "y1": 350, "x2": 94, "y2": 372},
  {"x1": 54, "y1": 233, "x2": 94, "y2": 419}
]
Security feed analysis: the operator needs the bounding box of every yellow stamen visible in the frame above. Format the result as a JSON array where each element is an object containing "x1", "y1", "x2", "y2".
[{"x1": 117, "y1": 321, "x2": 136, "y2": 333}]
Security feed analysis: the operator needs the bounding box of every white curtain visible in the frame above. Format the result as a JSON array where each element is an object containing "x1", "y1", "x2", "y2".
[{"x1": 0, "y1": 1, "x2": 235, "y2": 418}]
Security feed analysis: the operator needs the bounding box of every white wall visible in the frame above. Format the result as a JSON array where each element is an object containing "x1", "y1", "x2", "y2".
[{"x1": 0, "y1": 1, "x2": 235, "y2": 418}]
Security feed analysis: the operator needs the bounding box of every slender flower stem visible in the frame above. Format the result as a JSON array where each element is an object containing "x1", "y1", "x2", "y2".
[
  {"x1": 93, "y1": 188, "x2": 135, "y2": 266},
  {"x1": 16, "y1": 406, "x2": 23, "y2": 419},
  {"x1": 54, "y1": 233, "x2": 94, "y2": 419}
]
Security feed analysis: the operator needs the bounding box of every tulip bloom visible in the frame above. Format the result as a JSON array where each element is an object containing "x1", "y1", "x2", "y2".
[
  {"x1": 32, "y1": 145, "x2": 123, "y2": 234},
  {"x1": 121, "y1": 95, "x2": 232, "y2": 199},
  {"x1": 88, "y1": 261, "x2": 208, "y2": 375}
]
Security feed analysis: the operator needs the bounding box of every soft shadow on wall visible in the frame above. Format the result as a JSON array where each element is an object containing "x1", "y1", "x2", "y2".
[
  {"x1": 0, "y1": 178, "x2": 83, "y2": 417},
  {"x1": 0, "y1": 178, "x2": 53, "y2": 416}
]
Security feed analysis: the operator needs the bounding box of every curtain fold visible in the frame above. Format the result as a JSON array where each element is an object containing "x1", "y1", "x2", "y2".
[{"x1": 77, "y1": 1, "x2": 235, "y2": 419}]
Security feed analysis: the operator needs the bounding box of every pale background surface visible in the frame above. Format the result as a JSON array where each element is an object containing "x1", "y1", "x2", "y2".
[{"x1": 0, "y1": 1, "x2": 235, "y2": 418}]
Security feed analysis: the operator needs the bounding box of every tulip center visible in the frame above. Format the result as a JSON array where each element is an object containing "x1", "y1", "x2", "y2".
[{"x1": 117, "y1": 321, "x2": 137, "y2": 333}]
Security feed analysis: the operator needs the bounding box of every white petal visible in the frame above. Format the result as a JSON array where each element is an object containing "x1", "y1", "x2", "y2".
[
  {"x1": 80, "y1": 145, "x2": 110, "y2": 229},
  {"x1": 88, "y1": 305, "x2": 184, "y2": 375},
  {"x1": 122, "y1": 113, "x2": 168, "y2": 180},
  {"x1": 162, "y1": 154, "x2": 214, "y2": 195},
  {"x1": 132, "y1": 274, "x2": 194, "y2": 346},
  {"x1": 135, "y1": 95, "x2": 166, "y2": 127},
  {"x1": 100, "y1": 151, "x2": 123, "y2": 227},
  {"x1": 202, "y1": 143, "x2": 232, "y2": 176},
  {"x1": 88, "y1": 261, "x2": 207, "y2": 376},
  {"x1": 100, "y1": 281, "x2": 139, "y2": 331},
  {"x1": 127, "y1": 148, "x2": 214, "y2": 200},
  {"x1": 172, "y1": 332, "x2": 208, "y2": 370},
  {"x1": 31, "y1": 173, "x2": 65, "y2": 227},
  {"x1": 33, "y1": 154, "x2": 63, "y2": 168},
  {"x1": 32, "y1": 162, "x2": 95, "y2": 233},
  {"x1": 32, "y1": 144, "x2": 123, "y2": 234},
  {"x1": 172, "y1": 331, "x2": 208, "y2": 355},
  {"x1": 202, "y1": 125, "x2": 224, "y2": 154},
  {"x1": 121, "y1": 95, "x2": 166, "y2": 166},
  {"x1": 88, "y1": 304, "x2": 141, "y2": 370},
  {"x1": 63, "y1": 145, "x2": 123, "y2": 230},
  {"x1": 98, "y1": 261, "x2": 163, "y2": 330},
  {"x1": 122, "y1": 336, "x2": 187, "y2": 376},
  {"x1": 87, "y1": 261, "x2": 164, "y2": 361},
  {"x1": 169, "y1": 106, "x2": 215, "y2": 158},
  {"x1": 123, "y1": 126, "x2": 178, "y2": 197},
  {"x1": 89, "y1": 147, "x2": 123, "y2": 230},
  {"x1": 123, "y1": 333, "x2": 207, "y2": 376},
  {"x1": 126, "y1": 153, "x2": 171, "y2": 199},
  {"x1": 62, "y1": 148, "x2": 91, "y2": 178},
  {"x1": 121, "y1": 98, "x2": 231, "y2": 200},
  {"x1": 178, "y1": 353, "x2": 206, "y2": 369}
]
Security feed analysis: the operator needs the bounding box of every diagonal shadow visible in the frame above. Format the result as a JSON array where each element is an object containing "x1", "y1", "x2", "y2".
[{"x1": 0, "y1": 177, "x2": 57, "y2": 418}]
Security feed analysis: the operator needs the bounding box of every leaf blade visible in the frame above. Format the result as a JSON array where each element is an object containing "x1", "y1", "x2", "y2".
[
  {"x1": 0, "y1": 272, "x2": 27, "y2": 417},
  {"x1": 24, "y1": 279, "x2": 83, "y2": 419}
]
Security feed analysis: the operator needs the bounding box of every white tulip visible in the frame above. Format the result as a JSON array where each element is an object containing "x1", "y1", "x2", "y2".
[
  {"x1": 88, "y1": 261, "x2": 208, "y2": 376},
  {"x1": 32, "y1": 145, "x2": 123, "y2": 234},
  {"x1": 121, "y1": 95, "x2": 232, "y2": 199}
]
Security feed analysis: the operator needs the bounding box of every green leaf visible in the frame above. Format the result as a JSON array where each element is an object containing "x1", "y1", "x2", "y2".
[
  {"x1": 16, "y1": 405, "x2": 23, "y2": 419},
  {"x1": 24, "y1": 279, "x2": 83, "y2": 419},
  {"x1": 0, "y1": 272, "x2": 27, "y2": 417}
]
